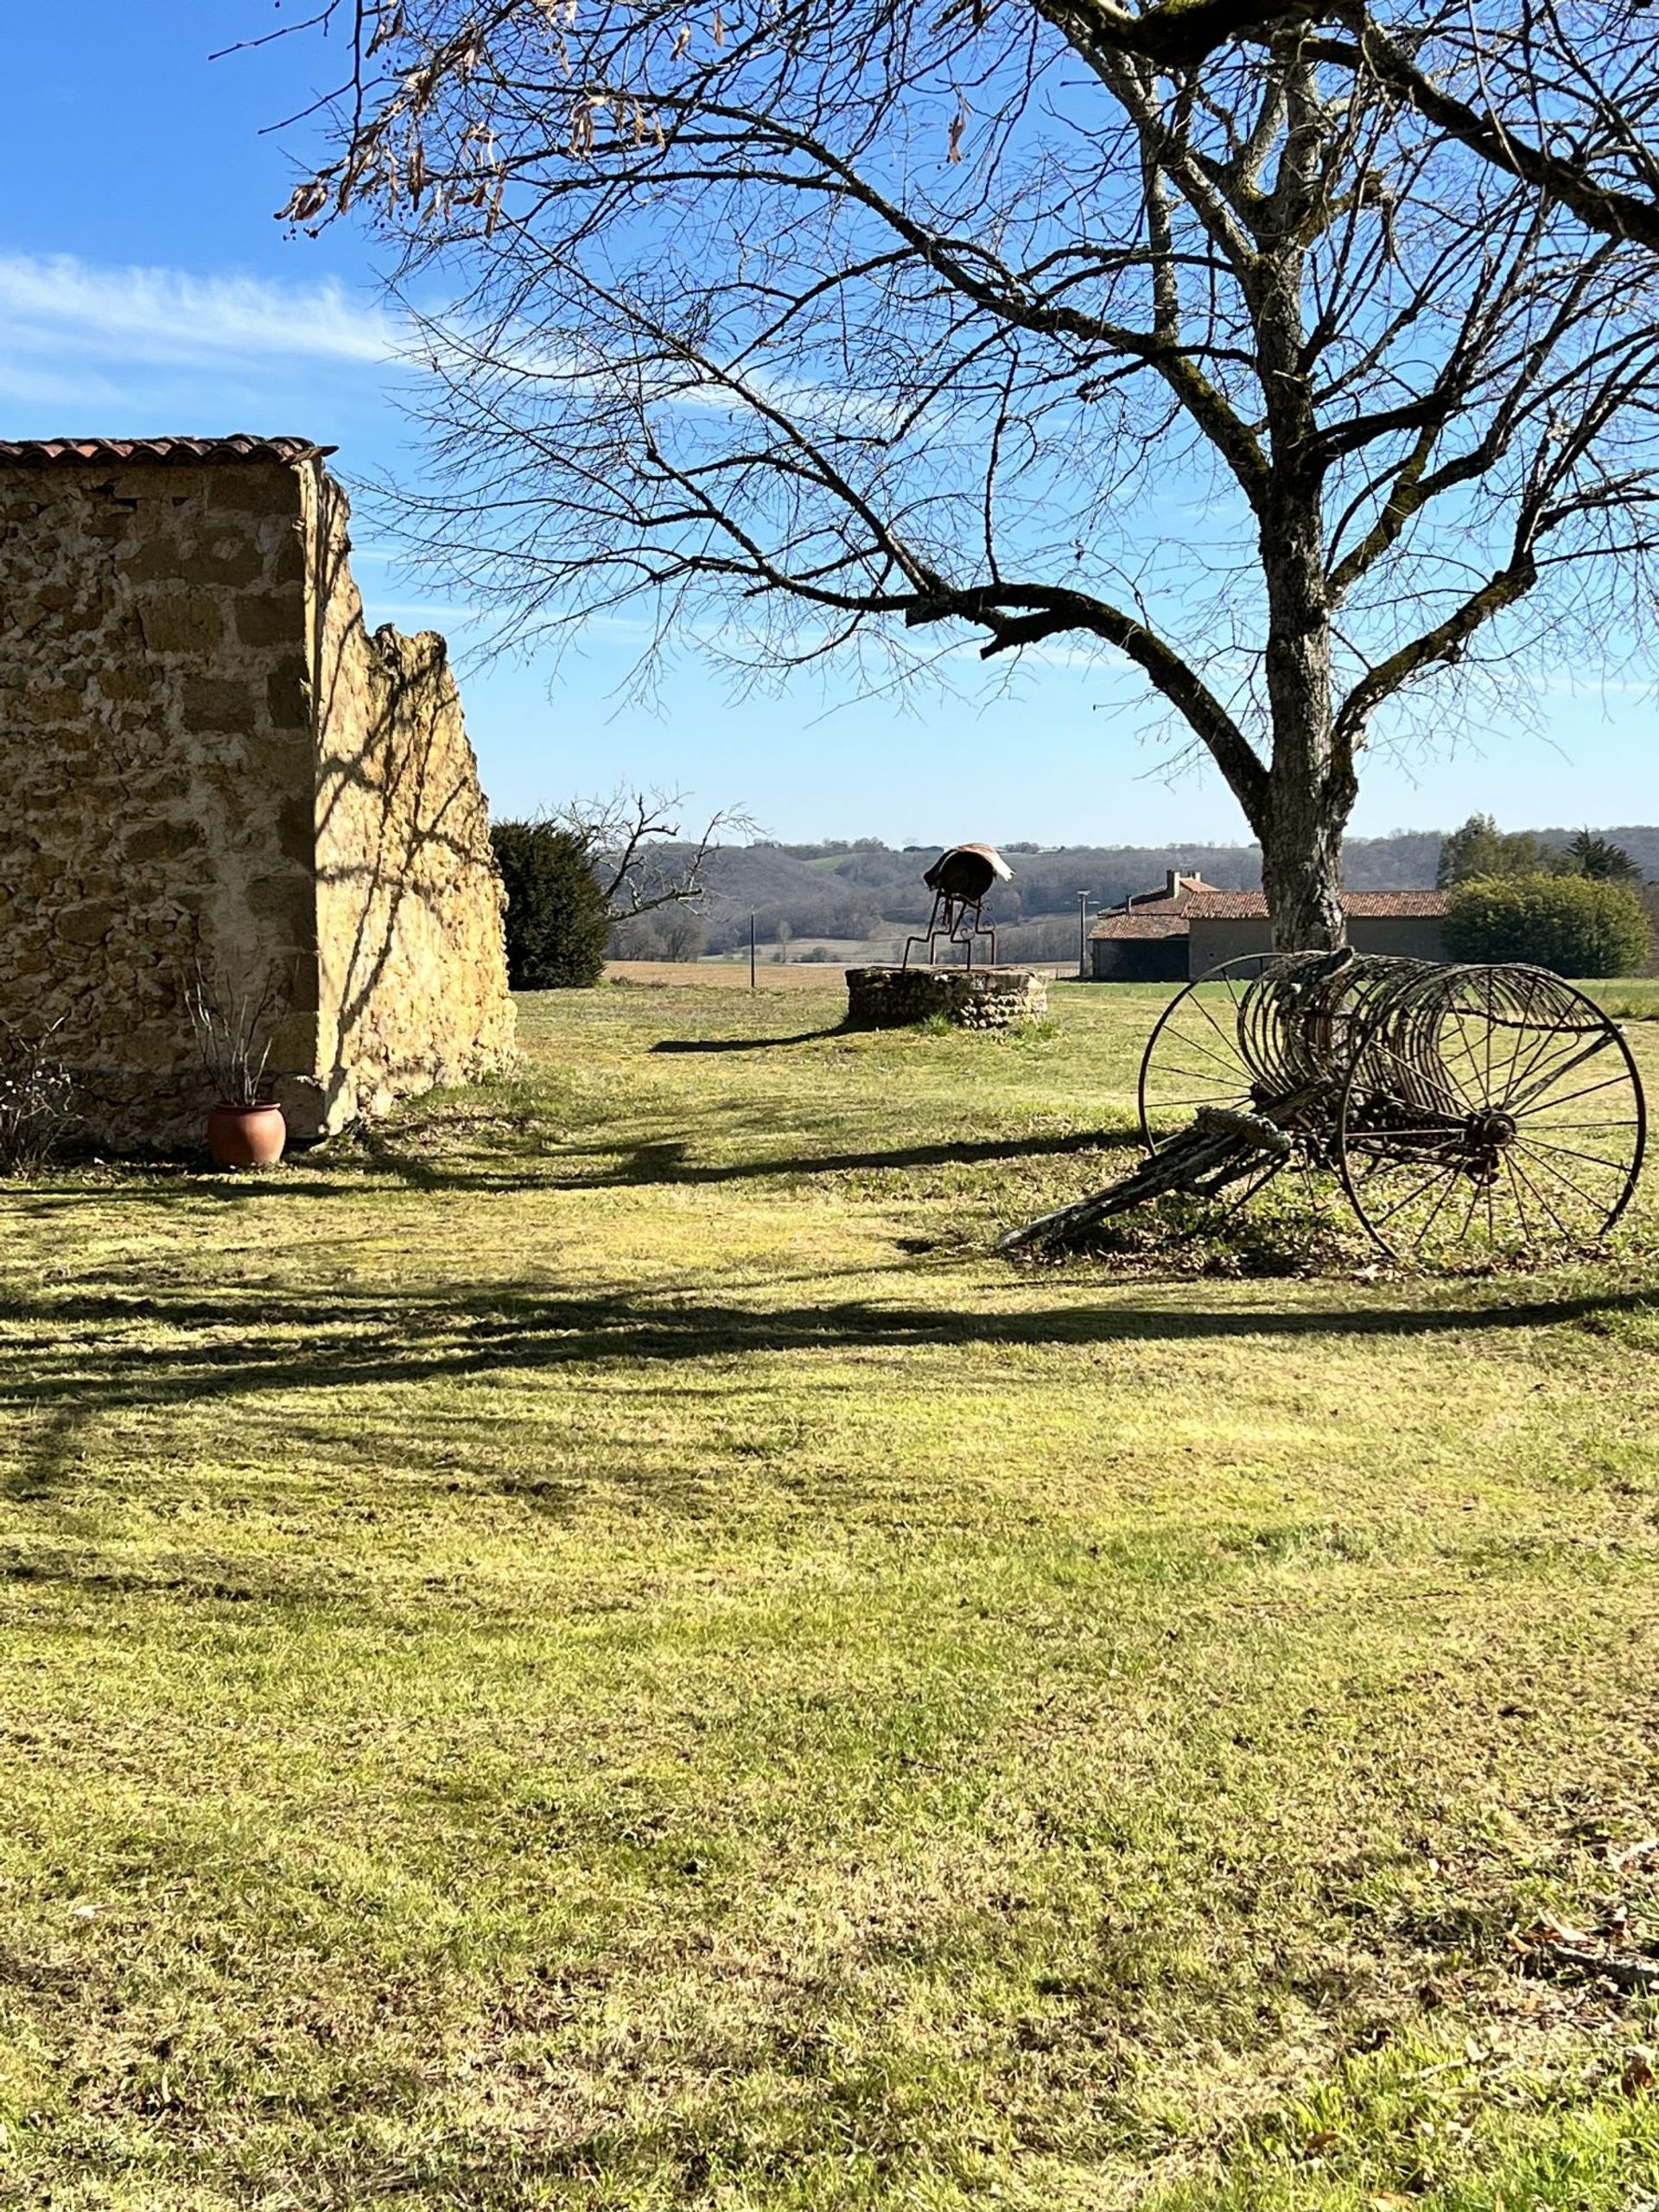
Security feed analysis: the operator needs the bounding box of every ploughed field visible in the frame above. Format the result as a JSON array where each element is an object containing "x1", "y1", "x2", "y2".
[{"x1": 3, "y1": 979, "x2": 1659, "y2": 2209}]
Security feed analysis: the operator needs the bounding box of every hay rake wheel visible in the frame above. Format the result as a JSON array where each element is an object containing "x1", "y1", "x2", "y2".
[
  {"x1": 1136, "y1": 953, "x2": 1310, "y2": 1222},
  {"x1": 1006, "y1": 951, "x2": 1646, "y2": 1263},
  {"x1": 1138, "y1": 954, "x2": 1276, "y2": 1150},
  {"x1": 1335, "y1": 965, "x2": 1645, "y2": 1262}
]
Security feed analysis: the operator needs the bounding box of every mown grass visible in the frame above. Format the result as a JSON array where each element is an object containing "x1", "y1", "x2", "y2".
[{"x1": 2, "y1": 980, "x2": 1658, "y2": 2209}]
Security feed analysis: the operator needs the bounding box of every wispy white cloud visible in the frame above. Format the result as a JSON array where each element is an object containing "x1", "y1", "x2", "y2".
[{"x1": 0, "y1": 251, "x2": 404, "y2": 374}]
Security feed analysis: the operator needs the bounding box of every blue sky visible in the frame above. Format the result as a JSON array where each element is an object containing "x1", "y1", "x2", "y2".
[{"x1": 3, "y1": 2, "x2": 1653, "y2": 847}]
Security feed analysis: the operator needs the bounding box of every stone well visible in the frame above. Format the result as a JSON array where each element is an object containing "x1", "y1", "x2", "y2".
[{"x1": 845, "y1": 965, "x2": 1048, "y2": 1032}]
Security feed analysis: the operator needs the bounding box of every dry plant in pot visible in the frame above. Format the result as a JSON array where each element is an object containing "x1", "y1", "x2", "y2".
[{"x1": 187, "y1": 963, "x2": 286, "y2": 1169}]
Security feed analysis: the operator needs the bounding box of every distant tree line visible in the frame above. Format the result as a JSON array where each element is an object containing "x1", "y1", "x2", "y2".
[{"x1": 493, "y1": 816, "x2": 1656, "y2": 986}]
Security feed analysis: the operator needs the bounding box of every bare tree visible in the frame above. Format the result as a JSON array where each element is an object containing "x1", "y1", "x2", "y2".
[
  {"x1": 1036, "y1": 7, "x2": 1659, "y2": 258},
  {"x1": 275, "y1": 3, "x2": 1659, "y2": 947},
  {"x1": 658, "y1": 906, "x2": 706, "y2": 960},
  {"x1": 558, "y1": 785, "x2": 755, "y2": 921}
]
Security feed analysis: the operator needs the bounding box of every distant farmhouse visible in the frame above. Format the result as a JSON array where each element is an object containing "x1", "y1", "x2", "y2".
[
  {"x1": 0, "y1": 435, "x2": 512, "y2": 1146},
  {"x1": 1090, "y1": 871, "x2": 1448, "y2": 981}
]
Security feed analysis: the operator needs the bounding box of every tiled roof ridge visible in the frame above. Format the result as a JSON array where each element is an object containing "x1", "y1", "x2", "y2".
[
  {"x1": 0, "y1": 435, "x2": 335, "y2": 467},
  {"x1": 1092, "y1": 886, "x2": 1447, "y2": 935},
  {"x1": 1123, "y1": 870, "x2": 1220, "y2": 909}
]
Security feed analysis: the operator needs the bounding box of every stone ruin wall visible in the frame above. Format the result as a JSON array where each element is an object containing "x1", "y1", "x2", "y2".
[
  {"x1": 301, "y1": 465, "x2": 514, "y2": 1129},
  {"x1": 0, "y1": 448, "x2": 512, "y2": 1147}
]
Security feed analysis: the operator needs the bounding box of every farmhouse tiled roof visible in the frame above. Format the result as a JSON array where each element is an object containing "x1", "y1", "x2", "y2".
[
  {"x1": 1090, "y1": 910, "x2": 1194, "y2": 940},
  {"x1": 0, "y1": 435, "x2": 335, "y2": 467},
  {"x1": 1091, "y1": 884, "x2": 1446, "y2": 938},
  {"x1": 1183, "y1": 888, "x2": 1446, "y2": 920}
]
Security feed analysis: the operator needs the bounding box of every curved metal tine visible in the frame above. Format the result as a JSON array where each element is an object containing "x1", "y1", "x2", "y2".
[
  {"x1": 1493, "y1": 988, "x2": 1570, "y2": 1106},
  {"x1": 1503, "y1": 1035, "x2": 1618, "y2": 1118},
  {"x1": 1364, "y1": 1030, "x2": 1481, "y2": 1117}
]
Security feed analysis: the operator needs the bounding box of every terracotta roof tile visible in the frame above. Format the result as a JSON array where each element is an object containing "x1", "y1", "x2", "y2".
[
  {"x1": 1092, "y1": 887, "x2": 1446, "y2": 937},
  {"x1": 1340, "y1": 890, "x2": 1449, "y2": 917},
  {"x1": 1090, "y1": 911, "x2": 1195, "y2": 939},
  {"x1": 1182, "y1": 889, "x2": 1447, "y2": 919},
  {"x1": 0, "y1": 435, "x2": 334, "y2": 467}
]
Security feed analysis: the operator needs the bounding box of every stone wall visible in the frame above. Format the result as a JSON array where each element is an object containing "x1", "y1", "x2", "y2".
[
  {"x1": 296, "y1": 464, "x2": 513, "y2": 1132},
  {"x1": 845, "y1": 965, "x2": 1048, "y2": 1030},
  {"x1": 0, "y1": 440, "x2": 512, "y2": 1147}
]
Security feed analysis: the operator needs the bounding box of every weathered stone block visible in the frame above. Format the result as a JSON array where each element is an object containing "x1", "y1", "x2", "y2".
[
  {"x1": 29, "y1": 687, "x2": 86, "y2": 720},
  {"x1": 233, "y1": 591, "x2": 302, "y2": 647},
  {"x1": 140, "y1": 595, "x2": 226, "y2": 654},
  {"x1": 181, "y1": 536, "x2": 264, "y2": 588},
  {"x1": 247, "y1": 871, "x2": 318, "y2": 948},
  {"x1": 181, "y1": 674, "x2": 258, "y2": 731},
  {"x1": 55, "y1": 899, "x2": 120, "y2": 947},
  {"x1": 122, "y1": 817, "x2": 205, "y2": 866},
  {"x1": 124, "y1": 536, "x2": 182, "y2": 583},
  {"x1": 95, "y1": 667, "x2": 157, "y2": 703}
]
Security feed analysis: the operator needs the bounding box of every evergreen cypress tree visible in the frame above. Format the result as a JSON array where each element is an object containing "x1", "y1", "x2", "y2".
[{"x1": 490, "y1": 821, "x2": 611, "y2": 989}]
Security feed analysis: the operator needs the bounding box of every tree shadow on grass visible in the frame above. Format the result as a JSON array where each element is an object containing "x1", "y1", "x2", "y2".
[
  {"x1": 0, "y1": 1124, "x2": 1131, "y2": 1203},
  {"x1": 649, "y1": 1026, "x2": 848, "y2": 1053},
  {"x1": 0, "y1": 1280, "x2": 1649, "y2": 1497},
  {"x1": 367, "y1": 1125, "x2": 1125, "y2": 1192}
]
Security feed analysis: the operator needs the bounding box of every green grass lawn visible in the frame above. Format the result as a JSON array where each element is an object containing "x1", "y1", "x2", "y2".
[{"x1": 3, "y1": 979, "x2": 1659, "y2": 2209}]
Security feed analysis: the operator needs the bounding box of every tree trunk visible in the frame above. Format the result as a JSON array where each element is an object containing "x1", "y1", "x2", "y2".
[
  {"x1": 1259, "y1": 763, "x2": 1351, "y2": 952},
  {"x1": 1259, "y1": 494, "x2": 1351, "y2": 951}
]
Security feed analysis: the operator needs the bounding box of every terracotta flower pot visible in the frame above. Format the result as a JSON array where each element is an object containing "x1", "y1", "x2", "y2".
[{"x1": 207, "y1": 1101, "x2": 287, "y2": 1170}]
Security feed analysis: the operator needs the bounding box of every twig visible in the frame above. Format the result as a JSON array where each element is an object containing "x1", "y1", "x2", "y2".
[{"x1": 1536, "y1": 1939, "x2": 1659, "y2": 1992}]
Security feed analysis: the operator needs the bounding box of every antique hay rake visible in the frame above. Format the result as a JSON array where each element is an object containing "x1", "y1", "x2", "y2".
[{"x1": 1005, "y1": 952, "x2": 1646, "y2": 1262}]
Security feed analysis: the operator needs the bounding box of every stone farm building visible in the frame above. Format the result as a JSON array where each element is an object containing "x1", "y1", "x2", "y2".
[
  {"x1": 0, "y1": 435, "x2": 513, "y2": 1147},
  {"x1": 1090, "y1": 871, "x2": 1448, "y2": 981}
]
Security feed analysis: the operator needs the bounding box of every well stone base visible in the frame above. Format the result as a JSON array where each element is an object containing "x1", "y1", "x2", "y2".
[{"x1": 845, "y1": 964, "x2": 1048, "y2": 1032}]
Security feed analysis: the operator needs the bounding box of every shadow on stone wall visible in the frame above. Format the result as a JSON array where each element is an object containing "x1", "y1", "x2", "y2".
[{"x1": 296, "y1": 469, "x2": 512, "y2": 1136}]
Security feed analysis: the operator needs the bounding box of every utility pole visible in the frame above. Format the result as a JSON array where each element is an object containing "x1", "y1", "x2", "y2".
[
  {"x1": 749, "y1": 912, "x2": 757, "y2": 989},
  {"x1": 1077, "y1": 891, "x2": 1090, "y2": 981}
]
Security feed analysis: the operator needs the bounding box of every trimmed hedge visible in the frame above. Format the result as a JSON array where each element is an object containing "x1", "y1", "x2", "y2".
[
  {"x1": 491, "y1": 821, "x2": 611, "y2": 989},
  {"x1": 1443, "y1": 873, "x2": 1652, "y2": 977}
]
